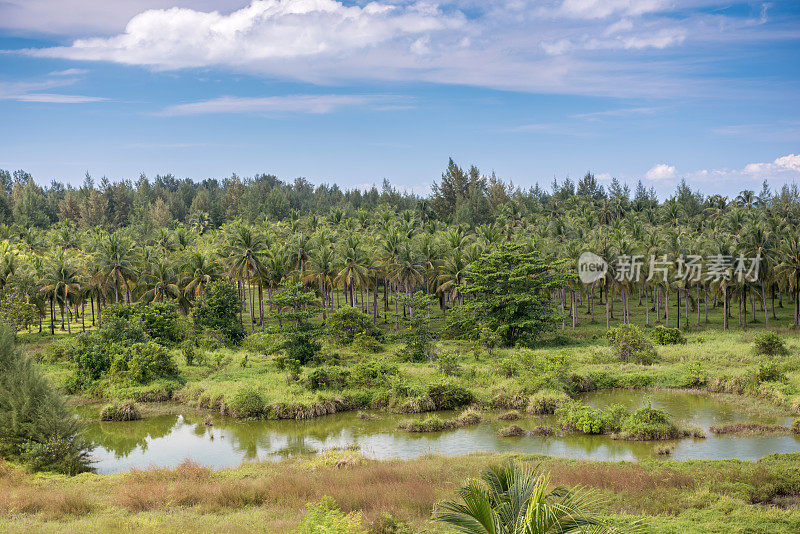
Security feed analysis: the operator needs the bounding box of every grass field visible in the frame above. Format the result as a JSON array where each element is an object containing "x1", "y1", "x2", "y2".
[
  {"x1": 2, "y1": 452, "x2": 800, "y2": 533},
  {"x1": 6, "y1": 292, "x2": 800, "y2": 533}
]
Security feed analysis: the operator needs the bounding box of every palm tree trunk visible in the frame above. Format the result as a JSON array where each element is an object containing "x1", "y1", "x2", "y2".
[
  {"x1": 645, "y1": 286, "x2": 649, "y2": 325},
  {"x1": 723, "y1": 286, "x2": 729, "y2": 330},
  {"x1": 742, "y1": 285, "x2": 747, "y2": 330},
  {"x1": 50, "y1": 296, "x2": 55, "y2": 335},
  {"x1": 676, "y1": 288, "x2": 680, "y2": 329}
]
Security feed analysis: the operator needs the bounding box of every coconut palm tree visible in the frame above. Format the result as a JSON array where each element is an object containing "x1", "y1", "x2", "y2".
[
  {"x1": 40, "y1": 250, "x2": 81, "y2": 334},
  {"x1": 222, "y1": 224, "x2": 266, "y2": 331},
  {"x1": 181, "y1": 250, "x2": 218, "y2": 301},
  {"x1": 139, "y1": 257, "x2": 181, "y2": 304},
  {"x1": 776, "y1": 231, "x2": 800, "y2": 327},
  {"x1": 96, "y1": 232, "x2": 136, "y2": 304}
]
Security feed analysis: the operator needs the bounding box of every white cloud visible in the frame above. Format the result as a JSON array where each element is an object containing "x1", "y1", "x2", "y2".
[
  {"x1": 31, "y1": 1, "x2": 464, "y2": 69},
  {"x1": 15, "y1": 0, "x2": 787, "y2": 98},
  {"x1": 0, "y1": 78, "x2": 107, "y2": 104},
  {"x1": 160, "y1": 94, "x2": 404, "y2": 116},
  {"x1": 638, "y1": 154, "x2": 800, "y2": 194},
  {"x1": 0, "y1": 1, "x2": 249, "y2": 35},
  {"x1": 645, "y1": 163, "x2": 678, "y2": 181},
  {"x1": 743, "y1": 153, "x2": 800, "y2": 175},
  {"x1": 560, "y1": 0, "x2": 666, "y2": 19},
  {"x1": 12, "y1": 93, "x2": 107, "y2": 103},
  {"x1": 48, "y1": 68, "x2": 89, "y2": 76}
]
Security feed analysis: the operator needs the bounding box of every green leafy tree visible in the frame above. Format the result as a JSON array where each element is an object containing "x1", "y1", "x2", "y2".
[
  {"x1": 271, "y1": 282, "x2": 323, "y2": 365},
  {"x1": 398, "y1": 291, "x2": 437, "y2": 362},
  {"x1": 451, "y1": 245, "x2": 567, "y2": 347},
  {"x1": 192, "y1": 279, "x2": 245, "y2": 343}
]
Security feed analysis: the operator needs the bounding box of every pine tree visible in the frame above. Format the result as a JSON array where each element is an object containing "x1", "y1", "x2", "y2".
[{"x1": 0, "y1": 325, "x2": 92, "y2": 474}]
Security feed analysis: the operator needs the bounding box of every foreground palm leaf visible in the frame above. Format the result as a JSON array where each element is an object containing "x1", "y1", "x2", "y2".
[{"x1": 435, "y1": 461, "x2": 645, "y2": 534}]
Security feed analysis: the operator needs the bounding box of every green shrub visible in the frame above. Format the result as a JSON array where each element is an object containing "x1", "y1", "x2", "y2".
[
  {"x1": 277, "y1": 323, "x2": 322, "y2": 365},
  {"x1": 351, "y1": 333, "x2": 383, "y2": 353},
  {"x1": 109, "y1": 342, "x2": 180, "y2": 385},
  {"x1": 682, "y1": 361, "x2": 707, "y2": 388},
  {"x1": 619, "y1": 402, "x2": 680, "y2": 440},
  {"x1": 792, "y1": 419, "x2": 800, "y2": 434},
  {"x1": 755, "y1": 361, "x2": 784, "y2": 383},
  {"x1": 606, "y1": 324, "x2": 658, "y2": 364},
  {"x1": 326, "y1": 308, "x2": 382, "y2": 346},
  {"x1": 753, "y1": 331, "x2": 789, "y2": 356},
  {"x1": 600, "y1": 403, "x2": 630, "y2": 433},
  {"x1": 351, "y1": 361, "x2": 399, "y2": 388},
  {"x1": 182, "y1": 342, "x2": 196, "y2": 366},
  {"x1": 435, "y1": 350, "x2": 461, "y2": 376},
  {"x1": 136, "y1": 302, "x2": 182, "y2": 345},
  {"x1": 100, "y1": 401, "x2": 141, "y2": 421},
  {"x1": 305, "y1": 366, "x2": 350, "y2": 390},
  {"x1": 651, "y1": 325, "x2": 686, "y2": 345},
  {"x1": 494, "y1": 358, "x2": 518, "y2": 378},
  {"x1": 556, "y1": 401, "x2": 605, "y2": 434},
  {"x1": 426, "y1": 383, "x2": 473, "y2": 410},
  {"x1": 526, "y1": 389, "x2": 569, "y2": 415},
  {"x1": 227, "y1": 387, "x2": 265, "y2": 419},
  {"x1": 296, "y1": 496, "x2": 367, "y2": 534}
]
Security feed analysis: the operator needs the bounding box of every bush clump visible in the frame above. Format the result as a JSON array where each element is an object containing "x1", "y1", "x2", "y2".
[
  {"x1": 556, "y1": 401, "x2": 605, "y2": 434},
  {"x1": 753, "y1": 331, "x2": 789, "y2": 356},
  {"x1": 426, "y1": 383, "x2": 473, "y2": 410},
  {"x1": 618, "y1": 403, "x2": 680, "y2": 440},
  {"x1": 109, "y1": 342, "x2": 180, "y2": 385},
  {"x1": 326, "y1": 308, "x2": 383, "y2": 346},
  {"x1": 296, "y1": 496, "x2": 367, "y2": 534},
  {"x1": 526, "y1": 389, "x2": 569, "y2": 415},
  {"x1": 792, "y1": 419, "x2": 800, "y2": 434},
  {"x1": 305, "y1": 366, "x2": 350, "y2": 391},
  {"x1": 398, "y1": 408, "x2": 482, "y2": 433},
  {"x1": 497, "y1": 424, "x2": 527, "y2": 437},
  {"x1": 100, "y1": 401, "x2": 141, "y2": 421},
  {"x1": 227, "y1": 388, "x2": 265, "y2": 419},
  {"x1": 651, "y1": 325, "x2": 686, "y2": 345},
  {"x1": 606, "y1": 324, "x2": 658, "y2": 364}
]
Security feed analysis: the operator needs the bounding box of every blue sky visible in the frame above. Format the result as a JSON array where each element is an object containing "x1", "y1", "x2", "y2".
[{"x1": 1, "y1": 0, "x2": 799, "y2": 197}]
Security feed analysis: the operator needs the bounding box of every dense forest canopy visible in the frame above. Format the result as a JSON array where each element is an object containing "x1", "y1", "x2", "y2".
[{"x1": 1, "y1": 158, "x2": 800, "y2": 341}]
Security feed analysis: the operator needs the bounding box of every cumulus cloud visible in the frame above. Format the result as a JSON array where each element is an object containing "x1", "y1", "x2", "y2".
[
  {"x1": 160, "y1": 94, "x2": 406, "y2": 116},
  {"x1": 743, "y1": 153, "x2": 800, "y2": 175},
  {"x1": 645, "y1": 163, "x2": 678, "y2": 181},
  {"x1": 639, "y1": 154, "x2": 800, "y2": 194},
  {"x1": 30, "y1": 1, "x2": 465, "y2": 69},
  {"x1": 17, "y1": 0, "x2": 788, "y2": 97}
]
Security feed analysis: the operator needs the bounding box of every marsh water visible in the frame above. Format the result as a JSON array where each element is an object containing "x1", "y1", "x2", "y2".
[{"x1": 78, "y1": 390, "x2": 800, "y2": 474}]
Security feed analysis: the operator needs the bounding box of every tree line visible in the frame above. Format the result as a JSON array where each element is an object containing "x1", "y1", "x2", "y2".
[{"x1": 1, "y1": 159, "x2": 800, "y2": 339}]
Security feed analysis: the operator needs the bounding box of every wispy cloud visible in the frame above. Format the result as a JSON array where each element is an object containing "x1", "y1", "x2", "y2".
[
  {"x1": 0, "y1": 78, "x2": 107, "y2": 104},
  {"x1": 48, "y1": 68, "x2": 89, "y2": 76},
  {"x1": 571, "y1": 106, "x2": 662, "y2": 121},
  {"x1": 160, "y1": 94, "x2": 409, "y2": 116}
]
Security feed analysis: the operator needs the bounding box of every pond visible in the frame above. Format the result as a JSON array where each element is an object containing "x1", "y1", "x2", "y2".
[{"x1": 78, "y1": 390, "x2": 800, "y2": 474}]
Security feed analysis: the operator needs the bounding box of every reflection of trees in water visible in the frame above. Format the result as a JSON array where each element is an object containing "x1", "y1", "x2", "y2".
[{"x1": 84, "y1": 415, "x2": 179, "y2": 458}]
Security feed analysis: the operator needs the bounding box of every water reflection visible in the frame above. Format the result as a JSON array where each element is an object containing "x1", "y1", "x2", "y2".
[{"x1": 81, "y1": 390, "x2": 800, "y2": 474}]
